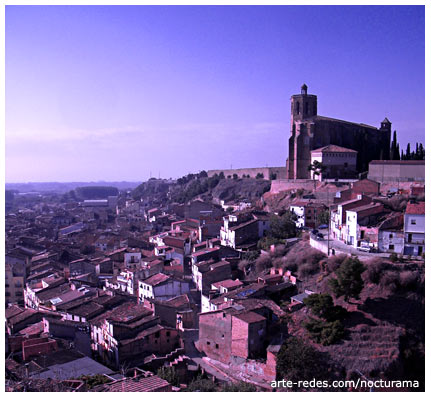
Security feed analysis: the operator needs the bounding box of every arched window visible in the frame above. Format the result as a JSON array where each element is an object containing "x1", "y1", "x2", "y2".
[{"x1": 296, "y1": 102, "x2": 300, "y2": 115}]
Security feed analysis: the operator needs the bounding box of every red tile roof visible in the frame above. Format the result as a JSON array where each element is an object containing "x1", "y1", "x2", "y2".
[
  {"x1": 141, "y1": 273, "x2": 170, "y2": 286},
  {"x1": 311, "y1": 144, "x2": 357, "y2": 153},
  {"x1": 405, "y1": 202, "x2": 425, "y2": 215}
]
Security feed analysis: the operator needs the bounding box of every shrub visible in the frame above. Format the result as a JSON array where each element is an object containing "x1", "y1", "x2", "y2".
[
  {"x1": 326, "y1": 254, "x2": 347, "y2": 273},
  {"x1": 389, "y1": 252, "x2": 398, "y2": 263},
  {"x1": 298, "y1": 262, "x2": 320, "y2": 278},
  {"x1": 363, "y1": 259, "x2": 388, "y2": 284},
  {"x1": 255, "y1": 254, "x2": 272, "y2": 273},
  {"x1": 242, "y1": 250, "x2": 260, "y2": 262},
  {"x1": 221, "y1": 382, "x2": 256, "y2": 392},
  {"x1": 379, "y1": 271, "x2": 399, "y2": 293},
  {"x1": 270, "y1": 244, "x2": 288, "y2": 258},
  {"x1": 304, "y1": 319, "x2": 344, "y2": 345},
  {"x1": 157, "y1": 366, "x2": 180, "y2": 387},
  {"x1": 329, "y1": 256, "x2": 365, "y2": 302},
  {"x1": 276, "y1": 337, "x2": 326, "y2": 387},
  {"x1": 398, "y1": 271, "x2": 419, "y2": 291}
]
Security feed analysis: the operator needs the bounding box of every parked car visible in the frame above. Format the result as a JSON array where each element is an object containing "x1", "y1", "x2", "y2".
[
  {"x1": 318, "y1": 224, "x2": 328, "y2": 229},
  {"x1": 311, "y1": 229, "x2": 319, "y2": 235},
  {"x1": 317, "y1": 233, "x2": 324, "y2": 240}
]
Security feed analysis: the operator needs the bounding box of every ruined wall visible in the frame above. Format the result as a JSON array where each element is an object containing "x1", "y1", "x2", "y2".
[
  {"x1": 368, "y1": 162, "x2": 425, "y2": 182},
  {"x1": 208, "y1": 167, "x2": 286, "y2": 180}
]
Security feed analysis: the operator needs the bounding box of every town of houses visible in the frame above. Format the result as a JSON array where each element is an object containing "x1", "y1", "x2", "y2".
[{"x1": 5, "y1": 167, "x2": 425, "y2": 391}]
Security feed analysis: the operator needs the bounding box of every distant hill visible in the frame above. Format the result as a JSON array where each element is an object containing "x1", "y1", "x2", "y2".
[{"x1": 5, "y1": 181, "x2": 141, "y2": 194}]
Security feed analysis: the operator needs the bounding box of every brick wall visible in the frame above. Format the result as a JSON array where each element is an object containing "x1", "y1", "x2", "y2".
[
  {"x1": 22, "y1": 337, "x2": 58, "y2": 361},
  {"x1": 198, "y1": 311, "x2": 232, "y2": 364}
]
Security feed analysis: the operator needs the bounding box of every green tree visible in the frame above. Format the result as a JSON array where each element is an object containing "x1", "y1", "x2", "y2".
[
  {"x1": 256, "y1": 172, "x2": 264, "y2": 179},
  {"x1": 185, "y1": 375, "x2": 217, "y2": 392},
  {"x1": 406, "y1": 143, "x2": 411, "y2": 160},
  {"x1": 317, "y1": 210, "x2": 329, "y2": 226},
  {"x1": 232, "y1": 173, "x2": 238, "y2": 180},
  {"x1": 221, "y1": 382, "x2": 256, "y2": 392},
  {"x1": 198, "y1": 170, "x2": 208, "y2": 178},
  {"x1": 276, "y1": 337, "x2": 326, "y2": 387},
  {"x1": 304, "y1": 318, "x2": 345, "y2": 345},
  {"x1": 157, "y1": 366, "x2": 180, "y2": 387},
  {"x1": 308, "y1": 160, "x2": 326, "y2": 189},
  {"x1": 328, "y1": 256, "x2": 365, "y2": 302},
  {"x1": 303, "y1": 293, "x2": 335, "y2": 319},
  {"x1": 269, "y1": 212, "x2": 297, "y2": 240}
]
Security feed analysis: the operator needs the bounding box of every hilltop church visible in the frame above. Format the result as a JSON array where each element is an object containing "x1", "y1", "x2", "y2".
[{"x1": 287, "y1": 84, "x2": 391, "y2": 179}]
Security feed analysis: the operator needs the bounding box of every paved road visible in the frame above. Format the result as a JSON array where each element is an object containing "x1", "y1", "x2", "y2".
[{"x1": 311, "y1": 231, "x2": 390, "y2": 259}]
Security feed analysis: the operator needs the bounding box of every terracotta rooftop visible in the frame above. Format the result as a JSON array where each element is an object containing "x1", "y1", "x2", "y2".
[
  {"x1": 311, "y1": 144, "x2": 357, "y2": 153},
  {"x1": 233, "y1": 311, "x2": 266, "y2": 324},
  {"x1": 5, "y1": 304, "x2": 25, "y2": 320},
  {"x1": 141, "y1": 273, "x2": 171, "y2": 286},
  {"x1": 212, "y1": 279, "x2": 243, "y2": 290},
  {"x1": 405, "y1": 201, "x2": 425, "y2": 215},
  {"x1": 100, "y1": 374, "x2": 171, "y2": 392}
]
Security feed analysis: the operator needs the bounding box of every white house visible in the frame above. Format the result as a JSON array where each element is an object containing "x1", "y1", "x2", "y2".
[
  {"x1": 345, "y1": 203, "x2": 386, "y2": 247},
  {"x1": 403, "y1": 202, "x2": 425, "y2": 256},
  {"x1": 290, "y1": 202, "x2": 307, "y2": 228},
  {"x1": 138, "y1": 273, "x2": 190, "y2": 302},
  {"x1": 310, "y1": 145, "x2": 357, "y2": 181}
]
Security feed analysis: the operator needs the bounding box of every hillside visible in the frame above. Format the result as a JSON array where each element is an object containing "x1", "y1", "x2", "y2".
[
  {"x1": 131, "y1": 174, "x2": 270, "y2": 205},
  {"x1": 263, "y1": 241, "x2": 425, "y2": 388}
]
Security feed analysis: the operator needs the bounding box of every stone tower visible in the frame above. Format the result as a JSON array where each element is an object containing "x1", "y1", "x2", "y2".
[
  {"x1": 286, "y1": 84, "x2": 391, "y2": 180},
  {"x1": 287, "y1": 84, "x2": 318, "y2": 179},
  {"x1": 290, "y1": 83, "x2": 318, "y2": 123}
]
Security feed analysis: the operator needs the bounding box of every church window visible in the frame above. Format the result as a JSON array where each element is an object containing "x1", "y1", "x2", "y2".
[
  {"x1": 314, "y1": 103, "x2": 317, "y2": 115},
  {"x1": 296, "y1": 102, "x2": 300, "y2": 115},
  {"x1": 305, "y1": 102, "x2": 309, "y2": 115}
]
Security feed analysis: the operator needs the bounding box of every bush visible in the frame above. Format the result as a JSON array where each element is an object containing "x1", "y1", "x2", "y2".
[
  {"x1": 221, "y1": 382, "x2": 256, "y2": 392},
  {"x1": 379, "y1": 271, "x2": 399, "y2": 293},
  {"x1": 389, "y1": 253, "x2": 398, "y2": 263},
  {"x1": 186, "y1": 375, "x2": 217, "y2": 392},
  {"x1": 326, "y1": 254, "x2": 347, "y2": 273},
  {"x1": 363, "y1": 259, "x2": 388, "y2": 284},
  {"x1": 270, "y1": 244, "x2": 288, "y2": 258},
  {"x1": 157, "y1": 366, "x2": 180, "y2": 387},
  {"x1": 255, "y1": 254, "x2": 272, "y2": 273},
  {"x1": 298, "y1": 262, "x2": 320, "y2": 278},
  {"x1": 276, "y1": 337, "x2": 326, "y2": 387},
  {"x1": 304, "y1": 319, "x2": 344, "y2": 345},
  {"x1": 398, "y1": 271, "x2": 419, "y2": 291},
  {"x1": 329, "y1": 256, "x2": 365, "y2": 302},
  {"x1": 242, "y1": 250, "x2": 260, "y2": 262}
]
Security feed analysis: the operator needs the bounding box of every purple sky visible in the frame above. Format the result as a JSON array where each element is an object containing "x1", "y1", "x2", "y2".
[{"x1": 6, "y1": 5, "x2": 425, "y2": 182}]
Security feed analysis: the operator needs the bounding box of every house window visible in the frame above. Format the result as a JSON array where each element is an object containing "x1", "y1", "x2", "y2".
[
  {"x1": 389, "y1": 234, "x2": 393, "y2": 239},
  {"x1": 216, "y1": 344, "x2": 219, "y2": 349},
  {"x1": 411, "y1": 219, "x2": 416, "y2": 225},
  {"x1": 222, "y1": 313, "x2": 226, "y2": 318},
  {"x1": 207, "y1": 341, "x2": 210, "y2": 345},
  {"x1": 408, "y1": 234, "x2": 412, "y2": 243},
  {"x1": 166, "y1": 331, "x2": 170, "y2": 337},
  {"x1": 389, "y1": 244, "x2": 395, "y2": 250},
  {"x1": 155, "y1": 331, "x2": 160, "y2": 338}
]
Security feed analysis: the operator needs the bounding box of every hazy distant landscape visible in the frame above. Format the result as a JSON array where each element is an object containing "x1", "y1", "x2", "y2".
[{"x1": 5, "y1": 181, "x2": 142, "y2": 194}]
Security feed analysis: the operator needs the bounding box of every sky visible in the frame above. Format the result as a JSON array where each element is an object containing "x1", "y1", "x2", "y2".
[{"x1": 5, "y1": 5, "x2": 425, "y2": 182}]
